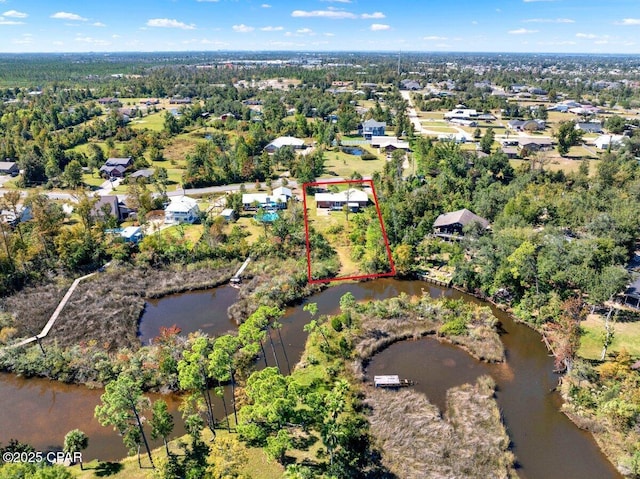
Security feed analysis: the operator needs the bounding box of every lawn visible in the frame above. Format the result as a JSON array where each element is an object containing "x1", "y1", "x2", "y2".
[
  {"x1": 416, "y1": 111, "x2": 444, "y2": 120},
  {"x1": 420, "y1": 124, "x2": 458, "y2": 134},
  {"x1": 129, "y1": 111, "x2": 166, "y2": 132},
  {"x1": 305, "y1": 193, "x2": 386, "y2": 279},
  {"x1": 321, "y1": 147, "x2": 386, "y2": 179},
  {"x1": 160, "y1": 224, "x2": 204, "y2": 245},
  {"x1": 234, "y1": 212, "x2": 267, "y2": 245},
  {"x1": 579, "y1": 314, "x2": 640, "y2": 360},
  {"x1": 73, "y1": 428, "x2": 283, "y2": 479}
]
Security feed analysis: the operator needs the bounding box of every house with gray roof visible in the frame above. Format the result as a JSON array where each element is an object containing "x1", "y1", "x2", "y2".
[
  {"x1": 433, "y1": 209, "x2": 489, "y2": 238},
  {"x1": 358, "y1": 119, "x2": 386, "y2": 140},
  {"x1": 0, "y1": 161, "x2": 18, "y2": 176}
]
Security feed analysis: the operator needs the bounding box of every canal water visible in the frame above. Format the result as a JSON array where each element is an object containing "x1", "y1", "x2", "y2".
[{"x1": 0, "y1": 279, "x2": 622, "y2": 478}]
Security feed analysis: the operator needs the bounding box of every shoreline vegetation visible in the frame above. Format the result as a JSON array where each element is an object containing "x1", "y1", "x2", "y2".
[
  {"x1": 0, "y1": 267, "x2": 627, "y2": 477},
  {"x1": 1, "y1": 50, "x2": 640, "y2": 477},
  {"x1": 364, "y1": 380, "x2": 517, "y2": 479},
  {"x1": 1, "y1": 259, "x2": 240, "y2": 350},
  {"x1": 339, "y1": 293, "x2": 515, "y2": 478}
]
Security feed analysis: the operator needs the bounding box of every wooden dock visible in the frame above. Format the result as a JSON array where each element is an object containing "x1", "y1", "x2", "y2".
[
  {"x1": 230, "y1": 256, "x2": 251, "y2": 286},
  {"x1": 374, "y1": 375, "x2": 415, "y2": 388},
  {"x1": 416, "y1": 272, "x2": 451, "y2": 287}
]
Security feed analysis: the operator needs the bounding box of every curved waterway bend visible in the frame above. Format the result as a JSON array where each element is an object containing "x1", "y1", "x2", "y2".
[{"x1": 0, "y1": 279, "x2": 622, "y2": 478}]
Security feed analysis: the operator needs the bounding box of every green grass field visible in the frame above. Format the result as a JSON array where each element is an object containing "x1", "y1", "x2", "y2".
[
  {"x1": 321, "y1": 147, "x2": 386, "y2": 178},
  {"x1": 129, "y1": 112, "x2": 166, "y2": 132},
  {"x1": 578, "y1": 314, "x2": 640, "y2": 360},
  {"x1": 73, "y1": 428, "x2": 283, "y2": 479}
]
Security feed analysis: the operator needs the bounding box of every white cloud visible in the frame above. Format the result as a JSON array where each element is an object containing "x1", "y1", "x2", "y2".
[
  {"x1": 260, "y1": 25, "x2": 283, "y2": 31},
  {"x1": 296, "y1": 28, "x2": 314, "y2": 34},
  {"x1": 51, "y1": 12, "x2": 87, "y2": 21},
  {"x1": 324, "y1": 32, "x2": 335, "y2": 36},
  {"x1": 370, "y1": 23, "x2": 390, "y2": 31},
  {"x1": 538, "y1": 40, "x2": 577, "y2": 45},
  {"x1": 471, "y1": 20, "x2": 478, "y2": 25},
  {"x1": 147, "y1": 18, "x2": 195, "y2": 30},
  {"x1": 361, "y1": 12, "x2": 385, "y2": 19},
  {"x1": 620, "y1": 18, "x2": 640, "y2": 25},
  {"x1": 3, "y1": 10, "x2": 27, "y2": 18},
  {"x1": 0, "y1": 16, "x2": 23, "y2": 24},
  {"x1": 576, "y1": 33, "x2": 597, "y2": 38},
  {"x1": 232, "y1": 24, "x2": 254, "y2": 33},
  {"x1": 423, "y1": 35, "x2": 447, "y2": 41},
  {"x1": 291, "y1": 9, "x2": 357, "y2": 19},
  {"x1": 75, "y1": 35, "x2": 110, "y2": 46},
  {"x1": 93, "y1": 22, "x2": 106, "y2": 27},
  {"x1": 261, "y1": 3, "x2": 271, "y2": 7},
  {"x1": 523, "y1": 18, "x2": 574, "y2": 23},
  {"x1": 594, "y1": 40, "x2": 609, "y2": 44},
  {"x1": 199, "y1": 38, "x2": 229, "y2": 46},
  {"x1": 508, "y1": 28, "x2": 538, "y2": 34},
  {"x1": 12, "y1": 34, "x2": 33, "y2": 45}
]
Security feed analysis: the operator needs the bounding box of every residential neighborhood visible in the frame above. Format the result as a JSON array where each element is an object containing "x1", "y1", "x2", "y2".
[{"x1": 2, "y1": 43, "x2": 640, "y2": 479}]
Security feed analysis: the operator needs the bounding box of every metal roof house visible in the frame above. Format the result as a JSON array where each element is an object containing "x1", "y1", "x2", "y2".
[
  {"x1": 0, "y1": 161, "x2": 19, "y2": 176},
  {"x1": 315, "y1": 188, "x2": 369, "y2": 211},
  {"x1": 358, "y1": 119, "x2": 386, "y2": 140},
  {"x1": 263, "y1": 136, "x2": 306, "y2": 153},
  {"x1": 120, "y1": 226, "x2": 143, "y2": 243},
  {"x1": 164, "y1": 195, "x2": 200, "y2": 224},
  {"x1": 594, "y1": 134, "x2": 625, "y2": 150},
  {"x1": 242, "y1": 192, "x2": 289, "y2": 210}
]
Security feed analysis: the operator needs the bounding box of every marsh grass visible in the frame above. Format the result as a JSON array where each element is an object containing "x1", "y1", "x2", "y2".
[
  {"x1": 351, "y1": 296, "x2": 504, "y2": 380},
  {"x1": 3, "y1": 260, "x2": 239, "y2": 350},
  {"x1": 365, "y1": 378, "x2": 518, "y2": 479}
]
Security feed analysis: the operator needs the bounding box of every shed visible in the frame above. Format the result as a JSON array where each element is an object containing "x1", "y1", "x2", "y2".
[{"x1": 220, "y1": 208, "x2": 237, "y2": 222}]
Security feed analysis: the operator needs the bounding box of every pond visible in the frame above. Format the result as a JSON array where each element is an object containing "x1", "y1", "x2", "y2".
[
  {"x1": 0, "y1": 279, "x2": 623, "y2": 478},
  {"x1": 341, "y1": 146, "x2": 364, "y2": 156}
]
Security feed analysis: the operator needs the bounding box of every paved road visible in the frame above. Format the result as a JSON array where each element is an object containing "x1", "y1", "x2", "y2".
[
  {"x1": 0, "y1": 178, "x2": 302, "y2": 203},
  {"x1": 400, "y1": 90, "x2": 470, "y2": 140}
]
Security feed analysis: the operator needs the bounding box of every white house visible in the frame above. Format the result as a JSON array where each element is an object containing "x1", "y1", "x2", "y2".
[
  {"x1": 120, "y1": 226, "x2": 143, "y2": 243},
  {"x1": 594, "y1": 134, "x2": 625, "y2": 150},
  {"x1": 444, "y1": 108, "x2": 478, "y2": 120},
  {"x1": 164, "y1": 195, "x2": 200, "y2": 224},
  {"x1": 242, "y1": 192, "x2": 288, "y2": 210},
  {"x1": 272, "y1": 186, "x2": 293, "y2": 199},
  {"x1": 315, "y1": 188, "x2": 369, "y2": 211},
  {"x1": 263, "y1": 136, "x2": 306, "y2": 153},
  {"x1": 437, "y1": 132, "x2": 469, "y2": 144}
]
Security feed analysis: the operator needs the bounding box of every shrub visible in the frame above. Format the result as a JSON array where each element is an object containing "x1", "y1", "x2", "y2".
[
  {"x1": 438, "y1": 316, "x2": 468, "y2": 336},
  {"x1": 331, "y1": 316, "x2": 343, "y2": 332}
]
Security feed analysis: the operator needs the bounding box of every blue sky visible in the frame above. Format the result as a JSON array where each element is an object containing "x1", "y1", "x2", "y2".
[{"x1": 0, "y1": 0, "x2": 639, "y2": 54}]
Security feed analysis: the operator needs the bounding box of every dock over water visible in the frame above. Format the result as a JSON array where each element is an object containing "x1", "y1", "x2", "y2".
[{"x1": 374, "y1": 375, "x2": 414, "y2": 388}]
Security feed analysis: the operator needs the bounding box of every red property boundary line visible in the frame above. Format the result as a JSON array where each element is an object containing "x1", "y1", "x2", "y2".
[{"x1": 302, "y1": 178, "x2": 396, "y2": 284}]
